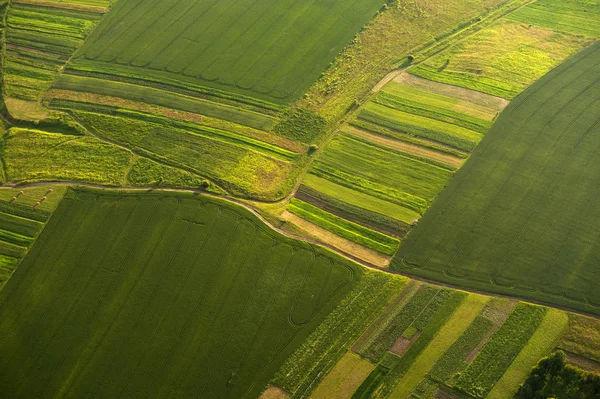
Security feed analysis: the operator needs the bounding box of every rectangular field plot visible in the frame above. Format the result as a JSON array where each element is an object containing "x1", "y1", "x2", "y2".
[
  {"x1": 0, "y1": 188, "x2": 361, "y2": 398},
  {"x1": 393, "y1": 41, "x2": 600, "y2": 315},
  {"x1": 71, "y1": 0, "x2": 385, "y2": 104}
]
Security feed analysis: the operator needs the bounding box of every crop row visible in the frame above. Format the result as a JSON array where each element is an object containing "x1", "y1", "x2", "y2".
[
  {"x1": 287, "y1": 199, "x2": 400, "y2": 256},
  {"x1": 358, "y1": 103, "x2": 481, "y2": 152},
  {"x1": 52, "y1": 74, "x2": 278, "y2": 131},
  {"x1": 52, "y1": 100, "x2": 296, "y2": 161},
  {"x1": 356, "y1": 285, "x2": 444, "y2": 362},
  {"x1": 274, "y1": 271, "x2": 407, "y2": 398},
  {"x1": 373, "y1": 91, "x2": 492, "y2": 133},
  {"x1": 296, "y1": 184, "x2": 411, "y2": 238},
  {"x1": 454, "y1": 303, "x2": 547, "y2": 398},
  {"x1": 348, "y1": 119, "x2": 468, "y2": 159},
  {"x1": 428, "y1": 314, "x2": 494, "y2": 385},
  {"x1": 314, "y1": 134, "x2": 452, "y2": 209}
]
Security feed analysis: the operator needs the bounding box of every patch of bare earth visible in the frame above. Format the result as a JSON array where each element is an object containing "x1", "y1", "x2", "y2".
[
  {"x1": 563, "y1": 351, "x2": 600, "y2": 373},
  {"x1": 390, "y1": 331, "x2": 421, "y2": 356},
  {"x1": 394, "y1": 72, "x2": 509, "y2": 111},
  {"x1": 353, "y1": 281, "x2": 421, "y2": 353},
  {"x1": 280, "y1": 210, "x2": 390, "y2": 267},
  {"x1": 259, "y1": 385, "x2": 291, "y2": 399},
  {"x1": 344, "y1": 126, "x2": 463, "y2": 168},
  {"x1": 435, "y1": 386, "x2": 461, "y2": 399}
]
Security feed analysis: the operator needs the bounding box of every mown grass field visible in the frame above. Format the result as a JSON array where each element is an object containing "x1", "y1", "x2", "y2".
[
  {"x1": 394, "y1": 41, "x2": 600, "y2": 316},
  {"x1": 0, "y1": 187, "x2": 363, "y2": 398},
  {"x1": 69, "y1": 0, "x2": 385, "y2": 105}
]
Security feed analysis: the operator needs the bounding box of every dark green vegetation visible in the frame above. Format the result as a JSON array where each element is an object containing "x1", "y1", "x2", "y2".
[
  {"x1": 393, "y1": 41, "x2": 600, "y2": 315},
  {"x1": 516, "y1": 351, "x2": 600, "y2": 399},
  {"x1": 0, "y1": 188, "x2": 362, "y2": 398},
  {"x1": 69, "y1": 0, "x2": 385, "y2": 105},
  {"x1": 274, "y1": 271, "x2": 406, "y2": 398},
  {"x1": 455, "y1": 304, "x2": 546, "y2": 398}
]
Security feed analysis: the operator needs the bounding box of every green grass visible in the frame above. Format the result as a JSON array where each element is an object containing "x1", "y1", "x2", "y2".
[
  {"x1": 428, "y1": 313, "x2": 494, "y2": 385},
  {"x1": 389, "y1": 294, "x2": 489, "y2": 399},
  {"x1": 373, "y1": 91, "x2": 492, "y2": 133},
  {"x1": 358, "y1": 103, "x2": 482, "y2": 152},
  {"x1": 72, "y1": 111, "x2": 296, "y2": 200},
  {"x1": 274, "y1": 271, "x2": 406, "y2": 398},
  {"x1": 409, "y1": 20, "x2": 593, "y2": 99},
  {"x1": 70, "y1": 0, "x2": 385, "y2": 105},
  {"x1": 0, "y1": 255, "x2": 19, "y2": 290},
  {"x1": 312, "y1": 134, "x2": 453, "y2": 213},
  {"x1": 127, "y1": 157, "x2": 208, "y2": 190},
  {"x1": 52, "y1": 75, "x2": 279, "y2": 131},
  {"x1": 380, "y1": 81, "x2": 499, "y2": 121},
  {"x1": 302, "y1": 174, "x2": 419, "y2": 225},
  {"x1": 0, "y1": 211, "x2": 43, "y2": 237},
  {"x1": 455, "y1": 303, "x2": 547, "y2": 398},
  {"x1": 487, "y1": 309, "x2": 569, "y2": 399},
  {"x1": 2, "y1": 128, "x2": 131, "y2": 185},
  {"x1": 506, "y1": 0, "x2": 600, "y2": 37},
  {"x1": 0, "y1": 187, "x2": 364, "y2": 399},
  {"x1": 393, "y1": 42, "x2": 600, "y2": 316},
  {"x1": 296, "y1": 184, "x2": 412, "y2": 239},
  {"x1": 287, "y1": 199, "x2": 400, "y2": 256}
]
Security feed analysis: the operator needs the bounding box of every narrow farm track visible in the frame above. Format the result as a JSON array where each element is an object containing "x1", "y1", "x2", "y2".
[{"x1": 1, "y1": 181, "x2": 599, "y2": 320}]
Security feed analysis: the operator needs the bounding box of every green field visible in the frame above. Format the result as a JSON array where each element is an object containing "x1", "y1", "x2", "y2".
[
  {"x1": 69, "y1": 0, "x2": 385, "y2": 104},
  {"x1": 393, "y1": 41, "x2": 600, "y2": 315},
  {"x1": 409, "y1": 20, "x2": 593, "y2": 99},
  {"x1": 0, "y1": 188, "x2": 362, "y2": 398}
]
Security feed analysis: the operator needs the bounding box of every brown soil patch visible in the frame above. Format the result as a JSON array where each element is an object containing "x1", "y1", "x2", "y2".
[
  {"x1": 281, "y1": 210, "x2": 390, "y2": 267},
  {"x1": 45, "y1": 89, "x2": 306, "y2": 153},
  {"x1": 344, "y1": 126, "x2": 463, "y2": 168},
  {"x1": 563, "y1": 351, "x2": 600, "y2": 373},
  {"x1": 394, "y1": 72, "x2": 509, "y2": 111},
  {"x1": 435, "y1": 387, "x2": 460, "y2": 399},
  {"x1": 353, "y1": 280, "x2": 421, "y2": 353},
  {"x1": 259, "y1": 385, "x2": 291, "y2": 399},
  {"x1": 390, "y1": 331, "x2": 421, "y2": 356},
  {"x1": 14, "y1": 0, "x2": 107, "y2": 13}
]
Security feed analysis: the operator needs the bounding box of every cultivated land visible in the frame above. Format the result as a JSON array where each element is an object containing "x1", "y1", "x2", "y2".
[
  {"x1": 393, "y1": 41, "x2": 600, "y2": 316},
  {"x1": 0, "y1": 187, "x2": 362, "y2": 398},
  {"x1": 1, "y1": 0, "x2": 600, "y2": 397},
  {"x1": 69, "y1": 0, "x2": 385, "y2": 105}
]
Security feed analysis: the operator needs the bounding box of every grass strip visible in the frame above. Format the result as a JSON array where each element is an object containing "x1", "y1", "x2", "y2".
[
  {"x1": 287, "y1": 199, "x2": 400, "y2": 256},
  {"x1": 390, "y1": 294, "x2": 489, "y2": 398},
  {"x1": 487, "y1": 309, "x2": 569, "y2": 398}
]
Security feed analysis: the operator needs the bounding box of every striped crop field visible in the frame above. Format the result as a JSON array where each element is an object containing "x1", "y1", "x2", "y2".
[
  {"x1": 68, "y1": 0, "x2": 385, "y2": 105},
  {"x1": 285, "y1": 73, "x2": 501, "y2": 262},
  {"x1": 393, "y1": 41, "x2": 600, "y2": 316},
  {"x1": 0, "y1": 187, "x2": 362, "y2": 398},
  {"x1": 3, "y1": 0, "x2": 107, "y2": 114}
]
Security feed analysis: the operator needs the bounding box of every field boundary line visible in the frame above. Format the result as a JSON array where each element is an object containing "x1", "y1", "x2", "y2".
[{"x1": 1, "y1": 182, "x2": 600, "y2": 320}]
